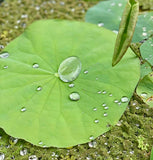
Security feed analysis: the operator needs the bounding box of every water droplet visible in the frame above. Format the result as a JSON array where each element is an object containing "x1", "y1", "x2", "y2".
[
  {"x1": 0, "y1": 153, "x2": 5, "y2": 160},
  {"x1": 58, "y1": 57, "x2": 81, "y2": 82},
  {"x1": 102, "y1": 103, "x2": 106, "y2": 107},
  {"x1": 118, "y1": 102, "x2": 122, "y2": 105},
  {"x1": 36, "y1": 86, "x2": 42, "y2": 91},
  {"x1": 89, "y1": 136, "x2": 94, "y2": 140},
  {"x1": 68, "y1": 83, "x2": 75, "y2": 88},
  {"x1": 84, "y1": 70, "x2": 88, "y2": 74},
  {"x1": 95, "y1": 77, "x2": 98, "y2": 80},
  {"x1": 3, "y1": 65, "x2": 8, "y2": 69},
  {"x1": 114, "y1": 100, "x2": 119, "y2": 103},
  {"x1": 38, "y1": 141, "x2": 43, "y2": 145},
  {"x1": 118, "y1": 3, "x2": 122, "y2": 7},
  {"x1": 140, "y1": 92, "x2": 148, "y2": 98},
  {"x1": 121, "y1": 96, "x2": 128, "y2": 103},
  {"x1": 97, "y1": 91, "x2": 102, "y2": 94},
  {"x1": 93, "y1": 108, "x2": 97, "y2": 111},
  {"x1": 9, "y1": 137, "x2": 18, "y2": 145},
  {"x1": 104, "y1": 106, "x2": 109, "y2": 110},
  {"x1": 94, "y1": 119, "x2": 99, "y2": 123},
  {"x1": 103, "y1": 113, "x2": 108, "y2": 117},
  {"x1": 29, "y1": 155, "x2": 38, "y2": 160},
  {"x1": 113, "y1": 30, "x2": 118, "y2": 34},
  {"x1": 69, "y1": 92, "x2": 80, "y2": 101},
  {"x1": 109, "y1": 93, "x2": 113, "y2": 97},
  {"x1": 21, "y1": 107, "x2": 26, "y2": 112},
  {"x1": 111, "y1": 2, "x2": 115, "y2": 6},
  {"x1": 88, "y1": 141, "x2": 97, "y2": 148},
  {"x1": 136, "y1": 106, "x2": 140, "y2": 110},
  {"x1": 142, "y1": 27, "x2": 146, "y2": 31},
  {"x1": 0, "y1": 52, "x2": 9, "y2": 58},
  {"x1": 102, "y1": 90, "x2": 106, "y2": 94},
  {"x1": 98, "y1": 23, "x2": 104, "y2": 27},
  {"x1": 104, "y1": 142, "x2": 108, "y2": 145},
  {"x1": 142, "y1": 32, "x2": 147, "y2": 36},
  {"x1": 33, "y1": 63, "x2": 39, "y2": 68},
  {"x1": 20, "y1": 148, "x2": 28, "y2": 156}
]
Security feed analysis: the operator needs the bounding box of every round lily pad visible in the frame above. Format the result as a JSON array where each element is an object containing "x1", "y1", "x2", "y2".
[
  {"x1": 137, "y1": 72, "x2": 153, "y2": 107},
  {"x1": 0, "y1": 20, "x2": 140, "y2": 147},
  {"x1": 85, "y1": 0, "x2": 153, "y2": 42}
]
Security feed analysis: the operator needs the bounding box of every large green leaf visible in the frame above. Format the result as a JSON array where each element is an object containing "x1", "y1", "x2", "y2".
[
  {"x1": 140, "y1": 37, "x2": 153, "y2": 66},
  {"x1": 137, "y1": 72, "x2": 153, "y2": 107},
  {"x1": 85, "y1": 0, "x2": 153, "y2": 42},
  {"x1": 0, "y1": 20, "x2": 140, "y2": 148}
]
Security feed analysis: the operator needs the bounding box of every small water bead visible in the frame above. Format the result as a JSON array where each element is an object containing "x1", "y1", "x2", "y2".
[
  {"x1": 29, "y1": 155, "x2": 38, "y2": 160},
  {"x1": 89, "y1": 136, "x2": 94, "y2": 140},
  {"x1": 38, "y1": 141, "x2": 43, "y2": 145},
  {"x1": 103, "y1": 113, "x2": 108, "y2": 117},
  {"x1": 20, "y1": 148, "x2": 28, "y2": 156},
  {"x1": 97, "y1": 91, "x2": 102, "y2": 94},
  {"x1": 58, "y1": 57, "x2": 81, "y2": 82},
  {"x1": 142, "y1": 32, "x2": 147, "y2": 36},
  {"x1": 113, "y1": 30, "x2": 118, "y2": 34},
  {"x1": 36, "y1": 86, "x2": 42, "y2": 91},
  {"x1": 69, "y1": 92, "x2": 80, "y2": 101},
  {"x1": 9, "y1": 137, "x2": 18, "y2": 145},
  {"x1": 142, "y1": 27, "x2": 146, "y2": 32},
  {"x1": 0, "y1": 52, "x2": 9, "y2": 58},
  {"x1": 118, "y1": 102, "x2": 122, "y2": 105},
  {"x1": 3, "y1": 65, "x2": 8, "y2": 69},
  {"x1": 102, "y1": 103, "x2": 106, "y2": 107},
  {"x1": 94, "y1": 119, "x2": 99, "y2": 123},
  {"x1": 32, "y1": 63, "x2": 39, "y2": 68},
  {"x1": 111, "y1": 2, "x2": 115, "y2": 6},
  {"x1": 88, "y1": 141, "x2": 97, "y2": 148},
  {"x1": 140, "y1": 92, "x2": 148, "y2": 98},
  {"x1": 104, "y1": 106, "x2": 109, "y2": 110},
  {"x1": 114, "y1": 100, "x2": 119, "y2": 103},
  {"x1": 98, "y1": 23, "x2": 104, "y2": 27},
  {"x1": 0, "y1": 153, "x2": 5, "y2": 160},
  {"x1": 109, "y1": 93, "x2": 113, "y2": 97},
  {"x1": 102, "y1": 90, "x2": 106, "y2": 94},
  {"x1": 93, "y1": 108, "x2": 97, "y2": 111},
  {"x1": 21, "y1": 107, "x2": 26, "y2": 112},
  {"x1": 68, "y1": 83, "x2": 75, "y2": 88},
  {"x1": 118, "y1": 3, "x2": 122, "y2": 7},
  {"x1": 84, "y1": 70, "x2": 88, "y2": 74},
  {"x1": 121, "y1": 96, "x2": 128, "y2": 103}
]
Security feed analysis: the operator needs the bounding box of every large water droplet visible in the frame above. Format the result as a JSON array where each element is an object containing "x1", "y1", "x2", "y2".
[
  {"x1": 0, "y1": 52, "x2": 9, "y2": 58},
  {"x1": 121, "y1": 96, "x2": 129, "y2": 103},
  {"x1": 20, "y1": 148, "x2": 28, "y2": 156},
  {"x1": 69, "y1": 92, "x2": 80, "y2": 101},
  {"x1": 58, "y1": 56, "x2": 81, "y2": 82},
  {"x1": 0, "y1": 153, "x2": 5, "y2": 160},
  {"x1": 104, "y1": 106, "x2": 109, "y2": 110},
  {"x1": 84, "y1": 70, "x2": 88, "y2": 74},
  {"x1": 9, "y1": 137, "x2": 18, "y2": 145},
  {"x1": 103, "y1": 113, "x2": 108, "y2": 117},
  {"x1": 29, "y1": 155, "x2": 38, "y2": 160},
  {"x1": 32, "y1": 63, "x2": 39, "y2": 68}
]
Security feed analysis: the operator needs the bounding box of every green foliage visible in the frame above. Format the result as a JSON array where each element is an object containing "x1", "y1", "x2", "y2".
[
  {"x1": 0, "y1": 20, "x2": 140, "y2": 147},
  {"x1": 85, "y1": 0, "x2": 153, "y2": 42},
  {"x1": 150, "y1": 146, "x2": 153, "y2": 160}
]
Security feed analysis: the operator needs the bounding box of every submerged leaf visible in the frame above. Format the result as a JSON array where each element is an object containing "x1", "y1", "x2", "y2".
[
  {"x1": 112, "y1": 0, "x2": 139, "y2": 66},
  {"x1": 137, "y1": 72, "x2": 153, "y2": 107},
  {"x1": 0, "y1": 20, "x2": 140, "y2": 147}
]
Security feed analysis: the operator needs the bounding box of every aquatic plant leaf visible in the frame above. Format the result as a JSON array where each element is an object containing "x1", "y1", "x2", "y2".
[
  {"x1": 140, "y1": 37, "x2": 153, "y2": 66},
  {"x1": 0, "y1": 20, "x2": 140, "y2": 148},
  {"x1": 85, "y1": 0, "x2": 153, "y2": 43},
  {"x1": 137, "y1": 72, "x2": 153, "y2": 107},
  {"x1": 112, "y1": 0, "x2": 139, "y2": 66}
]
